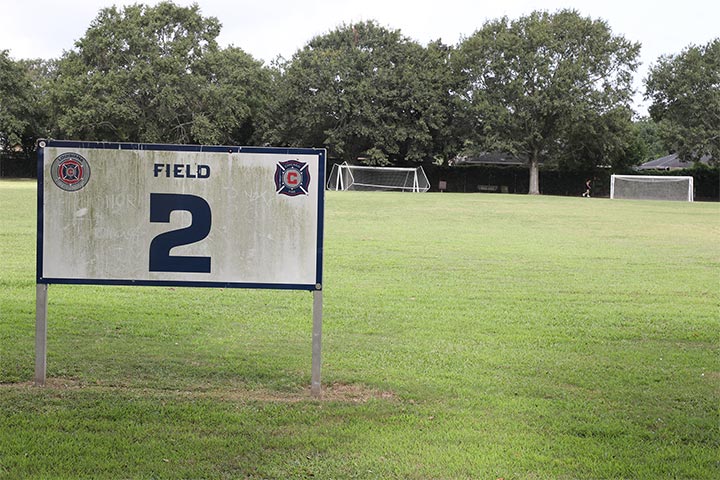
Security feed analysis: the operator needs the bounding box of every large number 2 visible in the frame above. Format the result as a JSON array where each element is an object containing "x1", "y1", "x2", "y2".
[{"x1": 149, "y1": 193, "x2": 212, "y2": 273}]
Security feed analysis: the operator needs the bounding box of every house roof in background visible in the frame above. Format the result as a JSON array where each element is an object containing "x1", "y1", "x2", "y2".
[{"x1": 637, "y1": 153, "x2": 713, "y2": 170}]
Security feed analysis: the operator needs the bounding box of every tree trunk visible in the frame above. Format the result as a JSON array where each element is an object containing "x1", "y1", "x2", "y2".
[{"x1": 528, "y1": 156, "x2": 540, "y2": 195}]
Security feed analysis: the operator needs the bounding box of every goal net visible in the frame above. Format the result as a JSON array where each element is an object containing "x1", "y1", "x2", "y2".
[
  {"x1": 610, "y1": 175, "x2": 694, "y2": 202},
  {"x1": 326, "y1": 162, "x2": 430, "y2": 192}
]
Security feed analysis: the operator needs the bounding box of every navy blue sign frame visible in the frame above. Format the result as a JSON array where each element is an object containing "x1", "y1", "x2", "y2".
[{"x1": 37, "y1": 140, "x2": 325, "y2": 291}]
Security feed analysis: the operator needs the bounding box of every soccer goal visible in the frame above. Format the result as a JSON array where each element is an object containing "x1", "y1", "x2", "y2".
[
  {"x1": 326, "y1": 162, "x2": 430, "y2": 192},
  {"x1": 610, "y1": 175, "x2": 694, "y2": 202}
]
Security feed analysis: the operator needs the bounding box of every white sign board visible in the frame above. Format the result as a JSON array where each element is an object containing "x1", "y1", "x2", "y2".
[{"x1": 38, "y1": 141, "x2": 325, "y2": 290}]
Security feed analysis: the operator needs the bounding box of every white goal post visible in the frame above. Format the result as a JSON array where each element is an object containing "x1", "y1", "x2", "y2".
[
  {"x1": 610, "y1": 175, "x2": 694, "y2": 202},
  {"x1": 326, "y1": 162, "x2": 430, "y2": 192}
]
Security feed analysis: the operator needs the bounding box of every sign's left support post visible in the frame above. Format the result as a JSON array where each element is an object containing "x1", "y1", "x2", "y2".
[{"x1": 35, "y1": 283, "x2": 48, "y2": 386}]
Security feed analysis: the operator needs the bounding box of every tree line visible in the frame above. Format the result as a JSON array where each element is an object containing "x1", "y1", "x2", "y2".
[{"x1": 1, "y1": 2, "x2": 718, "y2": 193}]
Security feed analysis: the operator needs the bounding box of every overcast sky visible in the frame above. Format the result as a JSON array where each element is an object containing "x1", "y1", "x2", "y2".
[{"x1": 2, "y1": 0, "x2": 718, "y2": 115}]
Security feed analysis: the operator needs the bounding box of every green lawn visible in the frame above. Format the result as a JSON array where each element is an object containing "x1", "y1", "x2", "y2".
[{"x1": 1, "y1": 179, "x2": 718, "y2": 479}]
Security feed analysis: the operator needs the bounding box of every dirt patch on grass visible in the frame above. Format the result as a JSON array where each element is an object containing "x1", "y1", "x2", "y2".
[
  {"x1": 312, "y1": 382, "x2": 396, "y2": 403},
  {"x1": 0, "y1": 378, "x2": 84, "y2": 390},
  {"x1": 182, "y1": 381, "x2": 396, "y2": 404},
  {"x1": 1, "y1": 378, "x2": 396, "y2": 404}
]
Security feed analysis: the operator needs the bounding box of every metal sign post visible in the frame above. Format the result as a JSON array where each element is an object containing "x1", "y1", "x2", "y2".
[
  {"x1": 311, "y1": 289, "x2": 323, "y2": 397},
  {"x1": 34, "y1": 284, "x2": 48, "y2": 386}
]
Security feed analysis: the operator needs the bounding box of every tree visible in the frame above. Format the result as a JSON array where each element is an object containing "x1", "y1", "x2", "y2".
[
  {"x1": 187, "y1": 46, "x2": 272, "y2": 145},
  {"x1": 630, "y1": 117, "x2": 668, "y2": 164},
  {"x1": 558, "y1": 105, "x2": 641, "y2": 172},
  {"x1": 645, "y1": 39, "x2": 720, "y2": 163},
  {"x1": 0, "y1": 52, "x2": 52, "y2": 154},
  {"x1": 0, "y1": 50, "x2": 32, "y2": 151},
  {"x1": 50, "y1": 1, "x2": 270, "y2": 145},
  {"x1": 454, "y1": 10, "x2": 640, "y2": 193},
  {"x1": 266, "y1": 21, "x2": 456, "y2": 165}
]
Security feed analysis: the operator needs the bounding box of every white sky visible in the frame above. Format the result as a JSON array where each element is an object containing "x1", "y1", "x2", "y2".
[{"x1": 2, "y1": 0, "x2": 718, "y2": 116}]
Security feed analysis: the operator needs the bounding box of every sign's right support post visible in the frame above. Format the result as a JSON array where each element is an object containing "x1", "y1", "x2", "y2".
[{"x1": 311, "y1": 289, "x2": 323, "y2": 397}]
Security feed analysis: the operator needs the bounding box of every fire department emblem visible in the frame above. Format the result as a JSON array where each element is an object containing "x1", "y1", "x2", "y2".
[
  {"x1": 51, "y1": 152, "x2": 90, "y2": 192},
  {"x1": 275, "y1": 160, "x2": 310, "y2": 196}
]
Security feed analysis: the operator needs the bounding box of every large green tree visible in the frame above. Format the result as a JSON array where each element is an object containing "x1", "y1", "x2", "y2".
[
  {"x1": 454, "y1": 10, "x2": 640, "y2": 193},
  {"x1": 0, "y1": 52, "x2": 51, "y2": 154},
  {"x1": 266, "y1": 21, "x2": 457, "y2": 165},
  {"x1": 630, "y1": 117, "x2": 668, "y2": 164},
  {"x1": 645, "y1": 39, "x2": 720, "y2": 163},
  {"x1": 51, "y1": 1, "x2": 270, "y2": 145},
  {"x1": 0, "y1": 50, "x2": 32, "y2": 151}
]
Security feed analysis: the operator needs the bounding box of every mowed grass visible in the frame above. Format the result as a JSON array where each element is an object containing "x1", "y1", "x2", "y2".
[{"x1": 1, "y1": 178, "x2": 718, "y2": 479}]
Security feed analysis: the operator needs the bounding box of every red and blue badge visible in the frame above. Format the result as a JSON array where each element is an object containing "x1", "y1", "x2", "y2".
[
  {"x1": 275, "y1": 160, "x2": 310, "y2": 196},
  {"x1": 51, "y1": 152, "x2": 91, "y2": 192}
]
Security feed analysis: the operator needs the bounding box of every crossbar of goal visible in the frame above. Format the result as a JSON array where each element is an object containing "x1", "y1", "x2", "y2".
[{"x1": 337, "y1": 165, "x2": 422, "y2": 172}]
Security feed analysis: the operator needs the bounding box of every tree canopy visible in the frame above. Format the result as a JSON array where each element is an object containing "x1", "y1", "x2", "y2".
[
  {"x1": 265, "y1": 21, "x2": 456, "y2": 165},
  {"x1": 50, "y1": 1, "x2": 269, "y2": 145},
  {"x1": 454, "y1": 10, "x2": 640, "y2": 193},
  {"x1": 2, "y1": 2, "x2": 716, "y2": 194},
  {"x1": 645, "y1": 39, "x2": 720, "y2": 163},
  {"x1": 0, "y1": 50, "x2": 32, "y2": 151}
]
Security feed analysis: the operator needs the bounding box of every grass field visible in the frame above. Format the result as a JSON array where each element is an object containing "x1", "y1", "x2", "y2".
[{"x1": 1, "y1": 178, "x2": 718, "y2": 479}]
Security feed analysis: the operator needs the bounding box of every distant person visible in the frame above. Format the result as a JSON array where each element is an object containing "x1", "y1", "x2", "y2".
[{"x1": 582, "y1": 178, "x2": 592, "y2": 197}]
